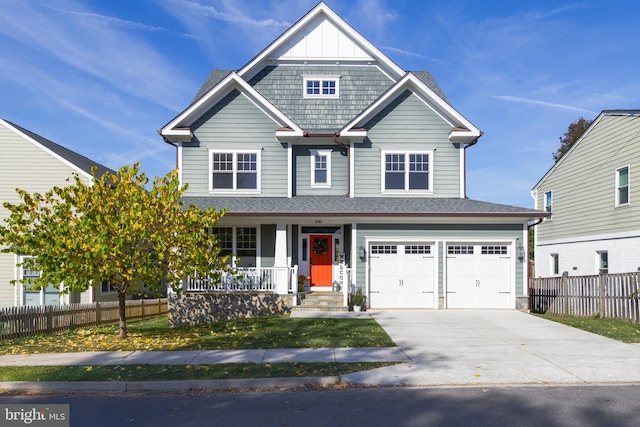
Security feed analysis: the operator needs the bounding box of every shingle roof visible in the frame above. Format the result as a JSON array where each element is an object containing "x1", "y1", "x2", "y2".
[
  {"x1": 3, "y1": 119, "x2": 114, "y2": 177},
  {"x1": 192, "y1": 69, "x2": 234, "y2": 103},
  {"x1": 411, "y1": 71, "x2": 449, "y2": 104},
  {"x1": 182, "y1": 195, "x2": 547, "y2": 218}
]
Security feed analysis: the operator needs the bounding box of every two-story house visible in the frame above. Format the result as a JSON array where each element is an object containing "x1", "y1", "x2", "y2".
[
  {"x1": 533, "y1": 110, "x2": 640, "y2": 277},
  {"x1": 160, "y1": 2, "x2": 547, "y2": 309},
  {"x1": 0, "y1": 118, "x2": 114, "y2": 307}
]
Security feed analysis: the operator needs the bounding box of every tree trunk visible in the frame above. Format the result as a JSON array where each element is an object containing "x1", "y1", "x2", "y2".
[{"x1": 118, "y1": 290, "x2": 127, "y2": 339}]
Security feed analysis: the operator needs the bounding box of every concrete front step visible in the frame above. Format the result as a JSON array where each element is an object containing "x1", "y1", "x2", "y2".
[{"x1": 291, "y1": 305, "x2": 348, "y2": 312}]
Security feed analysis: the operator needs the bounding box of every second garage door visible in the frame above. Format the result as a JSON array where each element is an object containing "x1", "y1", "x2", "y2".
[
  {"x1": 369, "y1": 243, "x2": 435, "y2": 308},
  {"x1": 446, "y1": 243, "x2": 512, "y2": 309}
]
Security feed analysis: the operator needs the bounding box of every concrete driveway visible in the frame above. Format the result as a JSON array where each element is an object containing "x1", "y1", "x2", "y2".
[{"x1": 343, "y1": 310, "x2": 640, "y2": 387}]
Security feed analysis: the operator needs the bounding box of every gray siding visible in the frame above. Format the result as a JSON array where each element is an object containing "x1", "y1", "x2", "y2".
[
  {"x1": 0, "y1": 125, "x2": 93, "y2": 307},
  {"x1": 354, "y1": 223, "x2": 525, "y2": 295},
  {"x1": 293, "y1": 145, "x2": 348, "y2": 196},
  {"x1": 249, "y1": 65, "x2": 393, "y2": 131},
  {"x1": 354, "y1": 90, "x2": 461, "y2": 197},
  {"x1": 260, "y1": 225, "x2": 276, "y2": 267},
  {"x1": 183, "y1": 90, "x2": 287, "y2": 197},
  {"x1": 536, "y1": 115, "x2": 640, "y2": 242}
]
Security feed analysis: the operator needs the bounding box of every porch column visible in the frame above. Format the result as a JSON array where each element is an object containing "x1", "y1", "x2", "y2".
[{"x1": 274, "y1": 223, "x2": 289, "y2": 294}]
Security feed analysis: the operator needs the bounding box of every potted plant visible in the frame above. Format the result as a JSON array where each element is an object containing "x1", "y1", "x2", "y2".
[
  {"x1": 298, "y1": 275, "x2": 310, "y2": 292},
  {"x1": 351, "y1": 288, "x2": 364, "y2": 312}
]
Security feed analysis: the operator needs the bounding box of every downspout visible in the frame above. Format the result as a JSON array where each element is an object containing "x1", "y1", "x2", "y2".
[
  {"x1": 462, "y1": 132, "x2": 483, "y2": 198},
  {"x1": 157, "y1": 130, "x2": 179, "y2": 170},
  {"x1": 332, "y1": 132, "x2": 350, "y2": 197}
]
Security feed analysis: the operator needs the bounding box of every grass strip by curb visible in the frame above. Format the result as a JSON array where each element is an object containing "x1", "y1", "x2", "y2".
[
  {"x1": 535, "y1": 313, "x2": 640, "y2": 343},
  {"x1": 0, "y1": 362, "x2": 398, "y2": 382}
]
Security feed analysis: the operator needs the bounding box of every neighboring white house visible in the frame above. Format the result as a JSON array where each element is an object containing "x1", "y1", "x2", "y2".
[
  {"x1": 532, "y1": 110, "x2": 640, "y2": 277},
  {"x1": 160, "y1": 2, "x2": 548, "y2": 310},
  {"x1": 0, "y1": 118, "x2": 115, "y2": 307}
]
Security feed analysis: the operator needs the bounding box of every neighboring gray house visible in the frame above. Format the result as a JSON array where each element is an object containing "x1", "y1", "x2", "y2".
[
  {"x1": 160, "y1": 2, "x2": 547, "y2": 309},
  {"x1": 533, "y1": 110, "x2": 640, "y2": 277},
  {"x1": 0, "y1": 118, "x2": 114, "y2": 307}
]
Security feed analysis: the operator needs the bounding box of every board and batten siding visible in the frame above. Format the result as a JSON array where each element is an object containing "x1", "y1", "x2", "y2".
[
  {"x1": 293, "y1": 145, "x2": 348, "y2": 196},
  {"x1": 183, "y1": 90, "x2": 288, "y2": 197},
  {"x1": 354, "y1": 90, "x2": 461, "y2": 197},
  {"x1": 354, "y1": 223, "x2": 525, "y2": 300},
  {"x1": 0, "y1": 125, "x2": 94, "y2": 307},
  {"x1": 536, "y1": 115, "x2": 640, "y2": 243}
]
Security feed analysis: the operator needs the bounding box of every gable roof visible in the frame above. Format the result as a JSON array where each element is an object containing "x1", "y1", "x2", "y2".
[
  {"x1": 1, "y1": 118, "x2": 113, "y2": 178},
  {"x1": 531, "y1": 110, "x2": 640, "y2": 191},
  {"x1": 341, "y1": 73, "x2": 481, "y2": 144}
]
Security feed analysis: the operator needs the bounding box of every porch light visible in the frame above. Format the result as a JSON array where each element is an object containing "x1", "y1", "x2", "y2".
[
  {"x1": 359, "y1": 244, "x2": 366, "y2": 261},
  {"x1": 517, "y1": 244, "x2": 525, "y2": 260}
]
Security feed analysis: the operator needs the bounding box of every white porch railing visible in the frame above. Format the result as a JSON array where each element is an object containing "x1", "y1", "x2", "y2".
[{"x1": 184, "y1": 267, "x2": 297, "y2": 293}]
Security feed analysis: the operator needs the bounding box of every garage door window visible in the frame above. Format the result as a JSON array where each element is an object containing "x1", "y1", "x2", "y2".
[
  {"x1": 405, "y1": 245, "x2": 431, "y2": 254},
  {"x1": 481, "y1": 245, "x2": 508, "y2": 255},
  {"x1": 448, "y1": 245, "x2": 474, "y2": 255},
  {"x1": 371, "y1": 245, "x2": 397, "y2": 254}
]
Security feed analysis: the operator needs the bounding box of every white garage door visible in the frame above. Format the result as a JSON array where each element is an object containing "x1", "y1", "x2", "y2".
[
  {"x1": 369, "y1": 243, "x2": 435, "y2": 308},
  {"x1": 446, "y1": 243, "x2": 511, "y2": 309}
]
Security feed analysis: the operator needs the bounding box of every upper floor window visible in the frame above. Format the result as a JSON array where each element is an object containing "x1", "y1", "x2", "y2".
[
  {"x1": 382, "y1": 150, "x2": 433, "y2": 193},
  {"x1": 616, "y1": 166, "x2": 629, "y2": 206},
  {"x1": 210, "y1": 150, "x2": 260, "y2": 192},
  {"x1": 543, "y1": 191, "x2": 552, "y2": 219},
  {"x1": 303, "y1": 76, "x2": 339, "y2": 98},
  {"x1": 310, "y1": 149, "x2": 332, "y2": 187}
]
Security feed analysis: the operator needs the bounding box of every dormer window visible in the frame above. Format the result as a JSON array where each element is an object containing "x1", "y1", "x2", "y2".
[{"x1": 303, "y1": 76, "x2": 339, "y2": 98}]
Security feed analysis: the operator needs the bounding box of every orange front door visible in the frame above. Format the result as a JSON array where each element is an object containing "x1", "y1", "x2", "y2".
[{"x1": 310, "y1": 235, "x2": 332, "y2": 287}]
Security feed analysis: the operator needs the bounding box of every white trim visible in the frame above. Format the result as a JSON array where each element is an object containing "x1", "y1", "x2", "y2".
[
  {"x1": 381, "y1": 149, "x2": 434, "y2": 194},
  {"x1": 349, "y1": 142, "x2": 355, "y2": 198},
  {"x1": 537, "y1": 228, "x2": 640, "y2": 246},
  {"x1": 340, "y1": 74, "x2": 481, "y2": 144},
  {"x1": 287, "y1": 142, "x2": 293, "y2": 198},
  {"x1": 309, "y1": 149, "x2": 332, "y2": 187},
  {"x1": 238, "y1": 2, "x2": 405, "y2": 82},
  {"x1": 615, "y1": 165, "x2": 630, "y2": 207},
  {"x1": 176, "y1": 142, "x2": 183, "y2": 187},
  {"x1": 0, "y1": 118, "x2": 94, "y2": 181},
  {"x1": 459, "y1": 148, "x2": 465, "y2": 197},
  {"x1": 303, "y1": 75, "x2": 340, "y2": 99},
  {"x1": 160, "y1": 72, "x2": 304, "y2": 142},
  {"x1": 208, "y1": 149, "x2": 262, "y2": 194}
]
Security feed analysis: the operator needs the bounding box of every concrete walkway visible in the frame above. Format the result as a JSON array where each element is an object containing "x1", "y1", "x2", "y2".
[{"x1": 3, "y1": 309, "x2": 640, "y2": 392}]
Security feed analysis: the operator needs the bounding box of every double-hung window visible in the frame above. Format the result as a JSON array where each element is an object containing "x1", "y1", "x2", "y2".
[
  {"x1": 616, "y1": 166, "x2": 629, "y2": 206},
  {"x1": 310, "y1": 149, "x2": 332, "y2": 187},
  {"x1": 210, "y1": 150, "x2": 260, "y2": 192},
  {"x1": 212, "y1": 227, "x2": 257, "y2": 268},
  {"x1": 382, "y1": 150, "x2": 433, "y2": 193},
  {"x1": 303, "y1": 76, "x2": 339, "y2": 98}
]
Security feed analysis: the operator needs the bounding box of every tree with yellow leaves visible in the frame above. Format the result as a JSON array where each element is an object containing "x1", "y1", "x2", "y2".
[{"x1": 0, "y1": 163, "x2": 229, "y2": 338}]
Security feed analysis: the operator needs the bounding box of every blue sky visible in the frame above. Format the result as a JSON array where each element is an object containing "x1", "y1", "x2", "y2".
[{"x1": 1, "y1": 0, "x2": 638, "y2": 208}]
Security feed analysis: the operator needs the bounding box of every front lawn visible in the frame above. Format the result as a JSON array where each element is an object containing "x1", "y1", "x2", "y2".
[
  {"x1": 0, "y1": 315, "x2": 395, "y2": 355},
  {"x1": 536, "y1": 314, "x2": 640, "y2": 343}
]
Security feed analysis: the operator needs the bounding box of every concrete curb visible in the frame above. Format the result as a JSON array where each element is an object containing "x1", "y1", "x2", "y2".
[{"x1": 0, "y1": 376, "x2": 342, "y2": 393}]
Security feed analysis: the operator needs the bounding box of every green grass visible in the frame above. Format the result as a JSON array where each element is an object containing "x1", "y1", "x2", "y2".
[
  {"x1": 0, "y1": 362, "x2": 398, "y2": 382},
  {"x1": 536, "y1": 314, "x2": 640, "y2": 343},
  {"x1": 0, "y1": 315, "x2": 397, "y2": 383},
  {"x1": 0, "y1": 315, "x2": 395, "y2": 355}
]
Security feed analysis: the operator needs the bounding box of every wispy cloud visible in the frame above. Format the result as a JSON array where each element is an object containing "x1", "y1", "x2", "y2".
[
  {"x1": 178, "y1": 0, "x2": 291, "y2": 28},
  {"x1": 492, "y1": 95, "x2": 597, "y2": 115},
  {"x1": 44, "y1": 6, "x2": 199, "y2": 40},
  {"x1": 380, "y1": 45, "x2": 445, "y2": 64}
]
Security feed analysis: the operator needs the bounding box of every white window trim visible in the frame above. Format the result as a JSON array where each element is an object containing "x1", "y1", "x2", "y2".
[
  {"x1": 310, "y1": 149, "x2": 332, "y2": 187},
  {"x1": 543, "y1": 190, "x2": 552, "y2": 220},
  {"x1": 550, "y1": 253, "x2": 559, "y2": 276},
  {"x1": 209, "y1": 149, "x2": 261, "y2": 194},
  {"x1": 381, "y1": 149, "x2": 434, "y2": 194},
  {"x1": 615, "y1": 165, "x2": 630, "y2": 207},
  {"x1": 303, "y1": 75, "x2": 340, "y2": 99}
]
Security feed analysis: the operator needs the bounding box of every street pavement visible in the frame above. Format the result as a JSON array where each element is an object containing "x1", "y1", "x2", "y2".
[{"x1": 3, "y1": 309, "x2": 640, "y2": 392}]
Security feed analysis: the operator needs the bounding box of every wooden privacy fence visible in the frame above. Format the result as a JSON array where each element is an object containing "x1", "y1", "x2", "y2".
[
  {"x1": 529, "y1": 273, "x2": 640, "y2": 322},
  {"x1": 0, "y1": 298, "x2": 168, "y2": 340}
]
